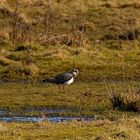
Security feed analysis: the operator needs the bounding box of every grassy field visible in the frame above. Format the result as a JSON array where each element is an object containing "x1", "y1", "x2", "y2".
[
  {"x1": 0, "y1": 81, "x2": 140, "y2": 140},
  {"x1": 0, "y1": 117, "x2": 140, "y2": 140},
  {"x1": 0, "y1": 0, "x2": 140, "y2": 81},
  {"x1": 0, "y1": 81, "x2": 139, "y2": 116},
  {"x1": 0, "y1": 0, "x2": 140, "y2": 139}
]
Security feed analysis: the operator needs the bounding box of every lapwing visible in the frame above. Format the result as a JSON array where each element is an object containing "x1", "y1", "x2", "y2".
[{"x1": 42, "y1": 69, "x2": 79, "y2": 92}]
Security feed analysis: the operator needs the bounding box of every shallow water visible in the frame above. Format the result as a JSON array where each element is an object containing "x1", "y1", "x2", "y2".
[
  {"x1": 0, "y1": 109, "x2": 93, "y2": 123},
  {"x1": 0, "y1": 117, "x2": 44, "y2": 122},
  {"x1": 0, "y1": 116, "x2": 93, "y2": 123}
]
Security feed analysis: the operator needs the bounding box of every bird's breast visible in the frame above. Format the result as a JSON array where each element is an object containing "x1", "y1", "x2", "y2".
[{"x1": 65, "y1": 77, "x2": 74, "y2": 85}]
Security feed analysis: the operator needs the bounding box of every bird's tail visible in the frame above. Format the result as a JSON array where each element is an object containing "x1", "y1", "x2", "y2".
[{"x1": 42, "y1": 78, "x2": 55, "y2": 83}]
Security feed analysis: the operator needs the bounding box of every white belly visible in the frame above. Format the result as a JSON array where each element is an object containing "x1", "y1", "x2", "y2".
[{"x1": 65, "y1": 77, "x2": 74, "y2": 85}]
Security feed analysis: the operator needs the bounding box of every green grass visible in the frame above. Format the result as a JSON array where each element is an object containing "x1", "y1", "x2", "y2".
[
  {"x1": 0, "y1": 81, "x2": 139, "y2": 118},
  {"x1": 1, "y1": 45, "x2": 140, "y2": 81},
  {"x1": 0, "y1": 0, "x2": 140, "y2": 139}
]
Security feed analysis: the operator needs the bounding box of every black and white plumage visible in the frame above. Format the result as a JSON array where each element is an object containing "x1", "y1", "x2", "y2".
[{"x1": 42, "y1": 69, "x2": 79, "y2": 91}]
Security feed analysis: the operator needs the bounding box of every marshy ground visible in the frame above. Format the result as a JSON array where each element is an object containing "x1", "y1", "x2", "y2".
[
  {"x1": 0, "y1": 0, "x2": 140, "y2": 139},
  {"x1": 0, "y1": 81, "x2": 140, "y2": 139}
]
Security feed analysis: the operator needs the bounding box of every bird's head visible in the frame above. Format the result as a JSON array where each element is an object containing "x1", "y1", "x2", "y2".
[{"x1": 71, "y1": 69, "x2": 79, "y2": 77}]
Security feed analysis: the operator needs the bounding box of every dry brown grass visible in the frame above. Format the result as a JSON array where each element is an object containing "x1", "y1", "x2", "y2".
[
  {"x1": 119, "y1": 2, "x2": 140, "y2": 8},
  {"x1": 0, "y1": 56, "x2": 18, "y2": 66},
  {"x1": 110, "y1": 90, "x2": 140, "y2": 112},
  {"x1": 27, "y1": 63, "x2": 39, "y2": 76},
  {"x1": 0, "y1": 0, "x2": 140, "y2": 47},
  {"x1": 101, "y1": 2, "x2": 118, "y2": 8},
  {"x1": 0, "y1": 31, "x2": 10, "y2": 41},
  {"x1": 0, "y1": 117, "x2": 140, "y2": 140}
]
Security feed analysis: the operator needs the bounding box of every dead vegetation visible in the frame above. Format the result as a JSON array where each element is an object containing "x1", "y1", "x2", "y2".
[
  {"x1": 101, "y1": 2, "x2": 140, "y2": 9},
  {"x1": 103, "y1": 29, "x2": 140, "y2": 41},
  {"x1": 119, "y1": 2, "x2": 140, "y2": 9},
  {"x1": 0, "y1": 56, "x2": 18, "y2": 66},
  {"x1": 2, "y1": 0, "x2": 140, "y2": 47},
  {"x1": 0, "y1": 0, "x2": 140, "y2": 81},
  {"x1": 0, "y1": 7, "x2": 13, "y2": 17},
  {"x1": 110, "y1": 90, "x2": 140, "y2": 112},
  {"x1": 100, "y1": 2, "x2": 118, "y2": 8}
]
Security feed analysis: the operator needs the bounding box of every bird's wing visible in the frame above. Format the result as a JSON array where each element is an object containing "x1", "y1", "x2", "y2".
[
  {"x1": 54, "y1": 73, "x2": 73, "y2": 84},
  {"x1": 42, "y1": 78, "x2": 55, "y2": 83}
]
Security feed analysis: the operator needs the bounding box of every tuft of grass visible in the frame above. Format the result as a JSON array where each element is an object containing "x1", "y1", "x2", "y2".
[
  {"x1": 106, "y1": 83, "x2": 140, "y2": 112},
  {"x1": 110, "y1": 91, "x2": 140, "y2": 112},
  {"x1": 0, "y1": 56, "x2": 18, "y2": 66},
  {"x1": 0, "y1": 55, "x2": 39, "y2": 79},
  {"x1": 4, "y1": 63, "x2": 39, "y2": 78}
]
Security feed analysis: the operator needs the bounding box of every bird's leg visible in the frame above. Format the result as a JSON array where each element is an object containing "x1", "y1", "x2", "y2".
[
  {"x1": 62, "y1": 85, "x2": 65, "y2": 93},
  {"x1": 57, "y1": 85, "x2": 62, "y2": 92}
]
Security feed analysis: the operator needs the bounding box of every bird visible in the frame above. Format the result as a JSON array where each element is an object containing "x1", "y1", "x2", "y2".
[{"x1": 42, "y1": 69, "x2": 79, "y2": 92}]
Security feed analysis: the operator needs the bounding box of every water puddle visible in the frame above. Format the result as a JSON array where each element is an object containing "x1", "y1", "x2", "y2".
[
  {"x1": 0, "y1": 108, "x2": 93, "y2": 123},
  {"x1": 0, "y1": 117, "x2": 44, "y2": 122},
  {"x1": 0, "y1": 116, "x2": 93, "y2": 123}
]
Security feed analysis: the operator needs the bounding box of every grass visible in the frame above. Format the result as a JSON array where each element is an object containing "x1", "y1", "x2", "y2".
[
  {"x1": 0, "y1": 117, "x2": 140, "y2": 140},
  {"x1": 0, "y1": 0, "x2": 140, "y2": 139},
  {"x1": 0, "y1": 0, "x2": 140, "y2": 81},
  {"x1": 0, "y1": 81, "x2": 139, "y2": 118},
  {"x1": 110, "y1": 88, "x2": 140, "y2": 112},
  {"x1": 1, "y1": 45, "x2": 140, "y2": 81},
  {"x1": 1, "y1": 82, "x2": 109, "y2": 111}
]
